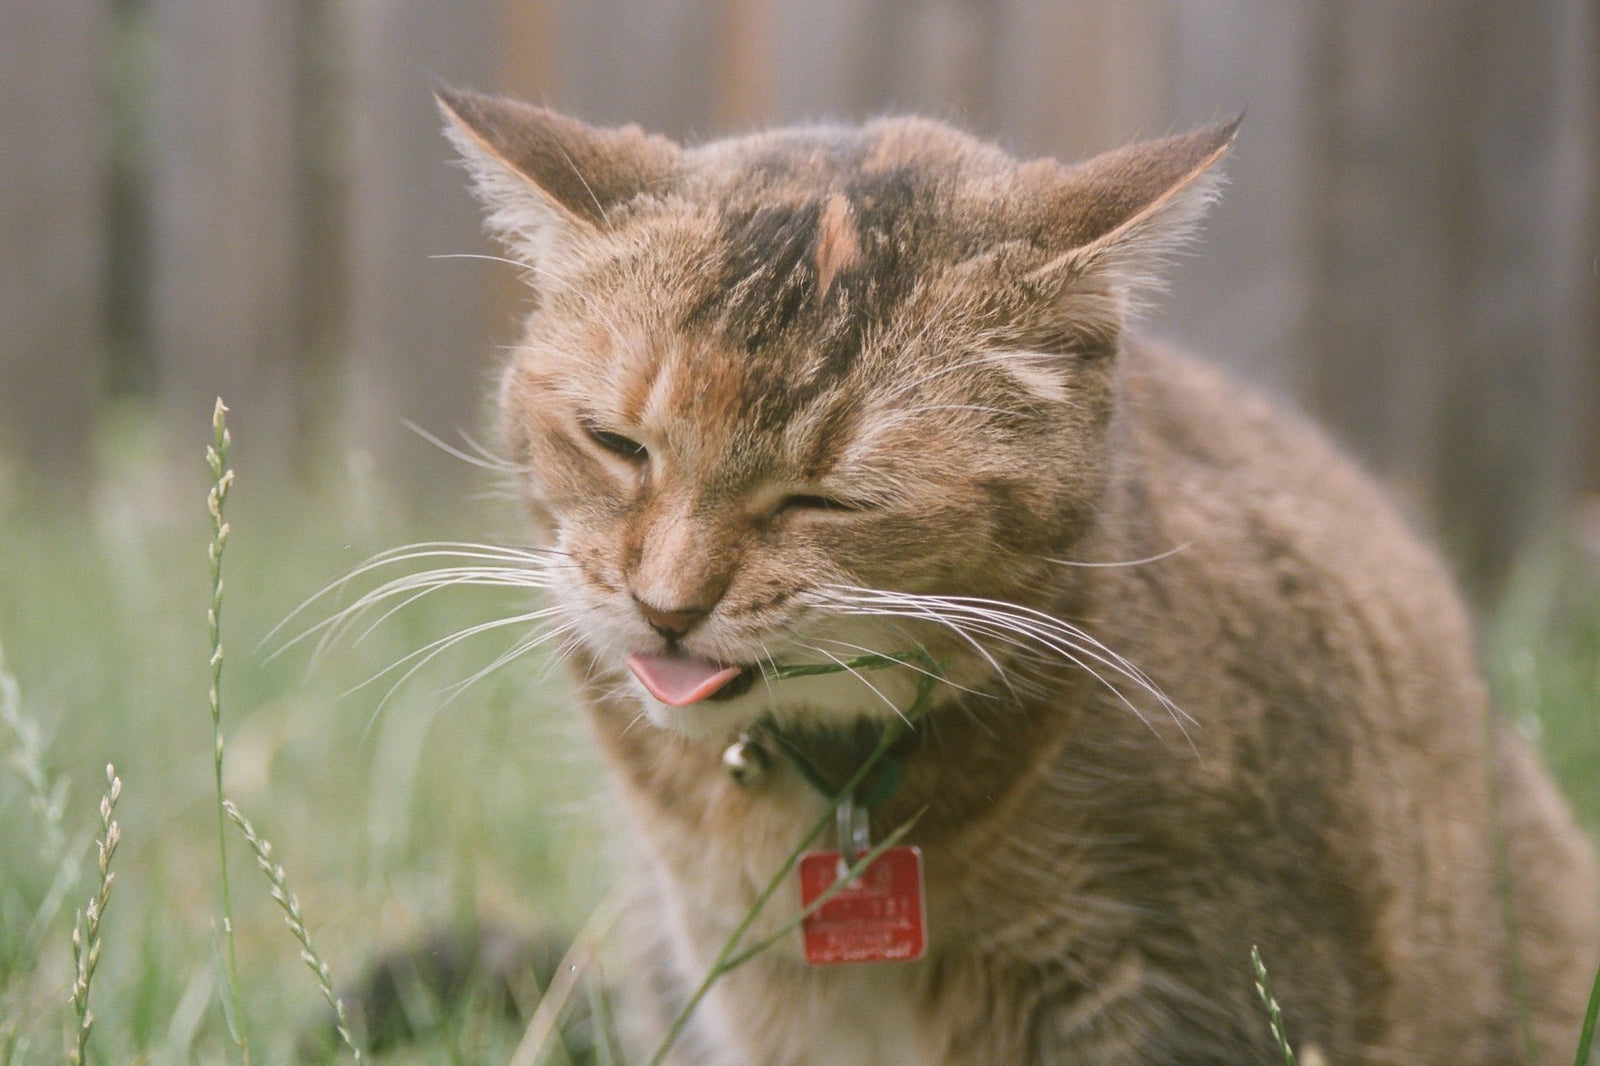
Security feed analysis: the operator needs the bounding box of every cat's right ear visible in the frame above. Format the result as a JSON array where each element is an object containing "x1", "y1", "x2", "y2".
[
  {"x1": 436, "y1": 87, "x2": 681, "y2": 265},
  {"x1": 1020, "y1": 115, "x2": 1241, "y2": 300}
]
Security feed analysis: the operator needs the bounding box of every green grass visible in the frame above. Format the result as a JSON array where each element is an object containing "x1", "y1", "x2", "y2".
[
  {"x1": 0, "y1": 426, "x2": 611, "y2": 1062},
  {"x1": 1489, "y1": 543, "x2": 1600, "y2": 829},
  {"x1": 0, "y1": 412, "x2": 1596, "y2": 1063}
]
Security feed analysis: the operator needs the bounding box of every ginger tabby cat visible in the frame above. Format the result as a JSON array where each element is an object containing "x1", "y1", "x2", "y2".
[{"x1": 434, "y1": 88, "x2": 1599, "y2": 1065}]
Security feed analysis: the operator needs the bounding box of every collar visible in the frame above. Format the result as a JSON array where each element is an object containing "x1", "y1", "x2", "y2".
[
  {"x1": 752, "y1": 716, "x2": 922, "y2": 807},
  {"x1": 722, "y1": 651, "x2": 941, "y2": 808}
]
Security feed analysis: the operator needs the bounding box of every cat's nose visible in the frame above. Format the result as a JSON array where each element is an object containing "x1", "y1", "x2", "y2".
[{"x1": 633, "y1": 596, "x2": 709, "y2": 641}]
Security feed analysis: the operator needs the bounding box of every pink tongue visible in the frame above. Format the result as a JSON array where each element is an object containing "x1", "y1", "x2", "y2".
[{"x1": 627, "y1": 653, "x2": 744, "y2": 707}]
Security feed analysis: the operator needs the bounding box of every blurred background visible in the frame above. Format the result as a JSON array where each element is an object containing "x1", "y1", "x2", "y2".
[
  {"x1": 3, "y1": 0, "x2": 1598, "y2": 588},
  {"x1": 1, "y1": 2, "x2": 1597, "y2": 1061}
]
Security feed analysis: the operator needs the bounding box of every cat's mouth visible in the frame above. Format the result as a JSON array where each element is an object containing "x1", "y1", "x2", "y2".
[{"x1": 626, "y1": 652, "x2": 756, "y2": 706}]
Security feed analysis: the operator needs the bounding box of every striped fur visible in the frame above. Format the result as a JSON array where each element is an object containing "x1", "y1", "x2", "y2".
[{"x1": 438, "y1": 90, "x2": 1600, "y2": 1065}]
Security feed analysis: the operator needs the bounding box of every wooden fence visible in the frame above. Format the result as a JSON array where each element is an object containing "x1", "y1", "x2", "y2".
[{"x1": 1, "y1": 0, "x2": 1595, "y2": 594}]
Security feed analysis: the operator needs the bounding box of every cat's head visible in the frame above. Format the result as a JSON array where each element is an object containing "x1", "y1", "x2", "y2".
[{"x1": 440, "y1": 88, "x2": 1234, "y2": 740}]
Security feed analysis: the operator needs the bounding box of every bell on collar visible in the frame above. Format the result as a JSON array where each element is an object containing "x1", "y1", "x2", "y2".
[{"x1": 723, "y1": 731, "x2": 771, "y2": 786}]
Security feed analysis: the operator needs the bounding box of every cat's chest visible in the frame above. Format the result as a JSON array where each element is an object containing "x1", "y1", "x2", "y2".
[
  {"x1": 644, "y1": 806, "x2": 998, "y2": 1066},
  {"x1": 703, "y1": 959, "x2": 951, "y2": 1066}
]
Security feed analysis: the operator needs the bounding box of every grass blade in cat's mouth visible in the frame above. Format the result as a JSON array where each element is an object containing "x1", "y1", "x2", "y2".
[{"x1": 627, "y1": 653, "x2": 753, "y2": 706}]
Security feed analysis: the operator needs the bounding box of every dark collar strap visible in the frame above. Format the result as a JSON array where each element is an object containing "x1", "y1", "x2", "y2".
[{"x1": 757, "y1": 718, "x2": 920, "y2": 808}]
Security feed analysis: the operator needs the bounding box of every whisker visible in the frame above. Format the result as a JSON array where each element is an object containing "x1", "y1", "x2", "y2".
[
  {"x1": 803, "y1": 590, "x2": 1012, "y2": 696},
  {"x1": 271, "y1": 548, "x2": 570, "y2": 661},
  {"x1": 304, "y1": 564, "x2": 563, "y2": 664},
  {"x1": 428, "y1": 251, "x2": 529, "y2": 270},
  {"x1": 434, "y1": 250, "x2": 634, "y2": 342},
  {"x1": 899, "y1": 403, "x2": 1021, "y2": 419},
  {"x1": 619, "y1": 709, "x2": 650, "y2": 739},
  {"x1": 810, "y1": 584, "x2": 1192, "y2": 747},
  {"x1": 265, "y1": 541, "x2": 569, "y2": 652},
  {"x1": 881, "y1": 345, "x2": 1005, "y2": 404},
  {"x1": 439, "y1": 620, "x2": 580, "y2": 703},
  {"x1": 928, "y1": 615, "x2": 1164, "y2": 737},
  {"x1": 824, "y1": 587, "x2": 1169, "y2": 705},
  {"x1": 257, "y1": 532, "x2": 588, "y2": 715},
  {"x1": 791, "y1": 641, "x2": 909, "y2": 725},
  {"x1": 538, "y1": 632, "x2": 587, "y2": 687},
  {"x1": 402, "y1": 419, "x2": 529, "y2": 475},
  {"x1": 754, "y1": 640, "x2": 782, "y2": 712},
  {"x1": 346, "y1": 606, "x2": 565, "y2": 700},
  {"x1": 458, "y1": 431, "x2": 525, "y2": 470},
  {"x1": 1044, "y1": 542, "x2": 1194, "y2": 569},
  {"x1": 803, "y1": 634, "x2": 985, "y2": 700},
  {"x1": 360, "y1": 614, "x2": 575, "y2": 731}
]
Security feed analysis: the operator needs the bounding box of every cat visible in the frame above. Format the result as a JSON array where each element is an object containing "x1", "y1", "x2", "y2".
[{"x1": 432, "y1": 86, "x2": 1600, "y2": 1064}]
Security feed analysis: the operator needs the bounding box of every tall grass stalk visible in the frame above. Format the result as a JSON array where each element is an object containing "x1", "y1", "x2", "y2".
[
  {"x1": 0, "y1": 642, "x2": 65, "y2": 858},
  {"x1": 68, "y1": 765, "x2": 121, "y2": 1066},
  {"x1": 0, "y1": 640, "x2": 83, "y2": 973},
  {"x1": 1574, "y1": 962, "x2": 1600, "y2": 1066},
  {"x1": 206, "y1": 398, "x2": 249, "y2": 1061},
  {"x1": 1485, "y1": 701, "x2": 1541, "y2": 1066},
  {"x1": 646, "y1": 653, "x2": 939, "y2": 1066},
  {"x1": 224, "y1": 801, "x2": 364, "y2": 1063},
  {"x1": 0, "y1": 1019, "x2": 19, "y2": 1064},
  {"x1": 507, "y1": 889, "x2": 626, "y2": 1066},
  {"x1": 585, "y1": 957, "x2": 621, "y2": 1066},
  {"x1": 1251, "y1": 945, "x2": 1298, "y2": 1066}
]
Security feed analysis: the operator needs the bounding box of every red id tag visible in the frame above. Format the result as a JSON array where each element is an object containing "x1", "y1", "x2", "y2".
[{"x1": 798, "y1": 845, "x2": 926, "y2": 964}]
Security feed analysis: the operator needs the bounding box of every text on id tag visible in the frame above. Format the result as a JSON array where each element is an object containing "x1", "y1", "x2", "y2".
[{"x1": 798, "y1": 845, "x2": 926, "y2": 965}]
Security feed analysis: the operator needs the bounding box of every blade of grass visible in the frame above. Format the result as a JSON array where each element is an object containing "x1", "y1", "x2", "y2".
[
  {"x1": 0, "y1": 1019, "x2": 18, "y2": 1064},
  {"x1": 69, "y1": 765, "x2": 122, "y2": 1066},
  {"x1": 719, "y1": 806, "x2": 926, "y2": 973},
  {"x1": 225, "y1": 800, "x2": 364, "y2": 1063},
  {"x1": 1251, "y1": 945, "x2": 1298, "y2": 1066},
  {"x1": 507, "y1": 888, "x2": 626, "y2": 1066},
  {"x1": 585, "y1": 956, "x2": 620, "y2": 1066},
  {"x1": 0, "y1": 642, "x2": 88, "y2": 971},
  {"x1": 1485, "y1": 701, "x2": 1541, "y2": 1066},
  {"x1": 1574, "y1": 960, "x2": 1600, "y2": 1066},
  {"x1": 646, "y1": 653, "x2": 940, "y2": 1066},
  {"x1": 765, "y1": 651, "x2": 925, "y2": 681},
  {"x1": 0, "y1": 642, "x2": 66, "y2": 858},
  {"x1": 207, "y1": 398, "x2": 249, "y2": 1063}
]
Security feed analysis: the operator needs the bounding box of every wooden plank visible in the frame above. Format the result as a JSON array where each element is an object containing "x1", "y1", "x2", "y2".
[
  {"x1": 713, "y1": 0, "x2": 778, "y2": 129},
  {"x1": 499, "y1": 0, "x2": 564, "y2": 102},
  {"x1": 846, "y1": 0, "x2": 999, "y2": 131},
  {"x1": 287, "y1": 0, "x2": 353, "y2": 474},
  {"x1": 767, "y1": 0, "x2": 879, "y2": 122},
  {"x1": 1428, "y1": 0, "x2": 1593, "y2": 584},
  {"x1": 1559, "y1": 0, "x2": 1600, "y2": 500},
  {"x1": 1167, "y1": 0, "x2": 1592, "y2": 592},
  {"x1": 0, "y1": 0, "x2": 107, "y2": 485},
  {"x1": 552, "y1": 0, "x2": 724, "y2": 137},
  {"x1": 344, "y1": 0, "x2": 498, "y2": 502},
  {"x1": 1161, "y1": 0, "x2": 1319, "y2": 402},
  {"x1": 148, "y1": 0, "x2": 301, "y2": 472},
  {"x1": 988, "y1": 0, "x2": 1173, "y2": 160}
]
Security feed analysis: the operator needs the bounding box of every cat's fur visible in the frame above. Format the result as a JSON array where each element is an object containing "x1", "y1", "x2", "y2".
[{"x1": 438, "y1": 87, "x2": 1600, "y2": 1064}]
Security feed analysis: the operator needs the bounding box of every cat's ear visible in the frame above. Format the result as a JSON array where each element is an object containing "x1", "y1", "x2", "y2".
[
  {"x1": 1023, "y1": 115, "x2": 1241, "y2": 295},
  {"x1": 436, "y1": 87, "x2": 681, "y2": 265}
]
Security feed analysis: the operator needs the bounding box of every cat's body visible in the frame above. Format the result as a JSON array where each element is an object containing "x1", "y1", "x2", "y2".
[
  {"x1": 577, "y1": 340, "x2": 1596, "y2": 1065},
  {"x1": 437, "y1": 89, "x2": 1600, "y2": 1064}
]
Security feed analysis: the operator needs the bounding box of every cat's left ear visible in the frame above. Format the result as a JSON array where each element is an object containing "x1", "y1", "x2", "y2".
[
  {"x1": 1022, "y1": 115, "x2": 1241, "y2": 294},
  {"x1": 437, "y1": 87, "x2": 681, "y2": 266}
]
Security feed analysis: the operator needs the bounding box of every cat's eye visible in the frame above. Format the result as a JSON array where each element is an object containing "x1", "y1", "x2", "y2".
[
  {"x1": 775, "y1": 493, "x2": 862, "y2": 516},
  {"x1": 585, "y1": 425, "x2": 648, "y2": 461}
]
